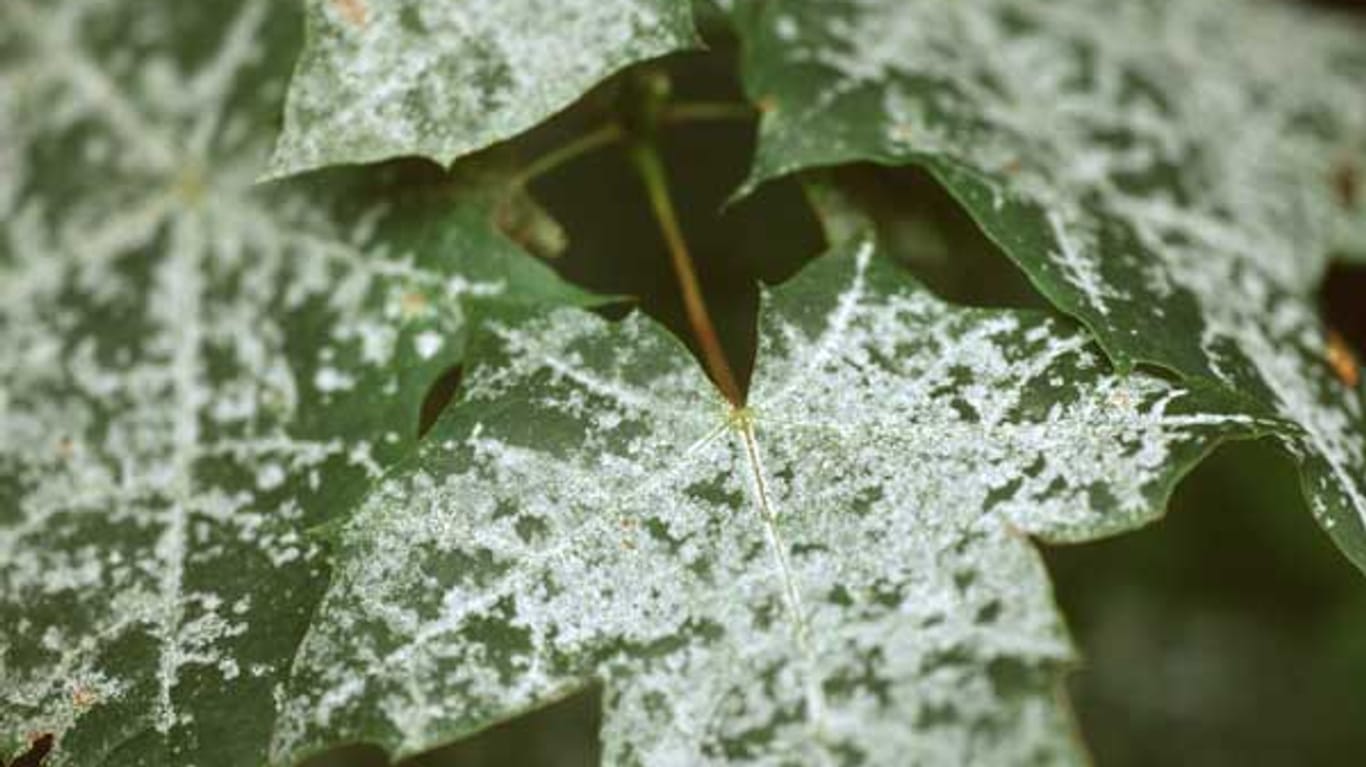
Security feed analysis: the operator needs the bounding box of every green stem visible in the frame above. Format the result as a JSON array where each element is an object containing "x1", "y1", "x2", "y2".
[
  {"x1": 627, "y1": 139, "x2": 745, "y2": 406},
  {"x1": 511, "y1": 123, "x2": 623, "y2": 188},
  {"x1": 513, "y1": 101, "x2": 756, "y2": 187}
]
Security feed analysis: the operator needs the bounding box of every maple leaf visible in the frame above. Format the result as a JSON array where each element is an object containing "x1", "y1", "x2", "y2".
[
  {"x1": 267, "y1": 0, "x2": 698, "y2": 178},
  {"x1": 731, "y1": 0, "x2": 1366, "y2": 569},
  {"x1": 0, "y1": 1, "x2": 588, "y2": 763},
  {"x1": 271, "y1": 235, "x2": 1273, "y2": 765}
]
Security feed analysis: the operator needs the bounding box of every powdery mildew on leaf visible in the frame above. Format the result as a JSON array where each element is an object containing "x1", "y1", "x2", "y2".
[
  {"x1": 0, "y1": 1, "x2": 586, "y2": 763},
  {"x1": 274, "y1": 241, "x2": 1269, "y2": 765},
  {"x1": 734, "y1": 0, "x2": 1366, "y2": 568},
  {"x1": 267, "y1": 0, "x2": 698, "y2": 178}
]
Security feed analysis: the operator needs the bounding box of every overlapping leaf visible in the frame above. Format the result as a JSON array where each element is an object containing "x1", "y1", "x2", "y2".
[
  {"x1": 0, "y1": 1, "x2": 589, "y2": 764},
  {"x1": 732, "y1": 0, "x2": 1366, "y2": 568},
  {"x1": 267, "y1": 0, "x2": 698, "y2": 178},
  {"x1": 271, "y1": 236, "x2": 1273, "y2": 765},
  {"x1": 8, "y1": 0, "x2": 1366, "y2": 764}
]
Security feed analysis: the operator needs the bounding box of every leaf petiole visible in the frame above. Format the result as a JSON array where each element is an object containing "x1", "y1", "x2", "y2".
[
  {"x1": 510, "y1": 123, "x2": 624, "y2": 188},
  {"x1": 627, "y1": 139, "x2": 746, "y2": 406},
  {"x1": 511, "y1": 102, "x2": 755, "y2": 188}
]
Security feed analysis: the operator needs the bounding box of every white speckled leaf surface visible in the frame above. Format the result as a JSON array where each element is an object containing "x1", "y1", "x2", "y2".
[
  {"x1": 274, "y1": 239, "x2": 1272, "y2": 765},
  {"x1": 267, "y1": 0, "x2": 698, "y2": 178},
  {"x1": 733, "y1": 0, "x2": 1366, "y2": 570},
  {"x1": 8, "y1": 0, "x2": 1365, "y2": 764},
  {"x1": 0, "y1": 1, "x2": 589, "y2": 763}
]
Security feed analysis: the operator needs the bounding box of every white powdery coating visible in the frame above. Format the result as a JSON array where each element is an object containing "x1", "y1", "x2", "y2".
[
  {"x1": 748, "y1": 0, "x2": 1366, "y2": 547},
  {"x1": 274, "y1": 242, "x2": 1260, "y2": 765},
  {"x1": 267, "y1": 0, "x2": 696, "y2": 177},
  {"x1": 0, "y1": 0, "x2": 489, "y2": 760}
]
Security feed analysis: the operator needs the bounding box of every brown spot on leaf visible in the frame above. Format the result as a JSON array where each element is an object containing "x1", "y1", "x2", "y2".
[
  {"x1": 1326, "y1": 329, "x2": 1360, "y2": 388},
  {"x1": 1001, "y1": 520, "x2": 1028, "y2": 541},
  {"x1": 70, "y1": 686, "x2": 97, "y2": 709},
  {"x1": 1107, "y1": 389, "x2": 1132, "y2": 410},
  {"x1": 333, "y1": 0, "x2": 368, "y2": 28},
  {"x1": 56, "y1": 437, "x2": 73, "y2": 459},
  {"x1": 400, "y1": 290, "x2": 428, "y2": 319},
  {"x1": 756, "y1": 96, "x2": 778, "y2": 114}
]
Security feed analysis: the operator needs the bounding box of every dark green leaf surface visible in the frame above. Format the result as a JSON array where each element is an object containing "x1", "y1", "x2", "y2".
[
  {"x1": 733, "y1": 0, "x2": 1366, "y2": 569},
  {"x1": 267, "y1": 0, "x2": 698, "y2": 178},
  {"x1": 0, "y1": 1, "x2": 589, "y2": 764},
  {"x1": 273, "y1": 234, "x2": 1273, "y2": 765}
]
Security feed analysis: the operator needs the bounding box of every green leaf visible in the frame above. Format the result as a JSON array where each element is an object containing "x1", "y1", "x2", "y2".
[
  {"x1": 732, "y1": 0, "x2": 1366, "y2": 570},
  {"x1": 0, "y1": 1, "x2": 590, "y2": 764},
  {"x1": 266, "y1": 0, "x2": 699, "y2": 179},
  {"x1": 272, "y1": 235, "x2": 1273, "y2": 765}
]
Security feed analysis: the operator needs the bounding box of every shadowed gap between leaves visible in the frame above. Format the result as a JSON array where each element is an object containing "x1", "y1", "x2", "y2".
[
  {"x1": 1322, "y1": 262, "x2": 1366, "y2": 389},
  {"x1": 3, "y1": 733, "x2": 53, "y2": 767},
  {"x1": 492, "y1": 61, "x2": 1057, "y2": 410},
  {"x1": 406, "y1": 24, "x2": 1078, "y2": 426},
  {"x1": 414, "y1": 42, "x2": 829, "y2": 424},
  {"x1": 419, "y1": 365, "x2": 464, "y2": 439},
  {"x1": 520, "y1": 108, "x2": 1060, "y2": 404},
  {"x1": 520, "y1": 49, "x2": 824, "y2": 401},
  {"x1": 823, "y1": 164, "x2": 1049, "y2": 313},
  {"x1": 1302, "y1": 0, "x2": 1366, "y2": 10}
]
